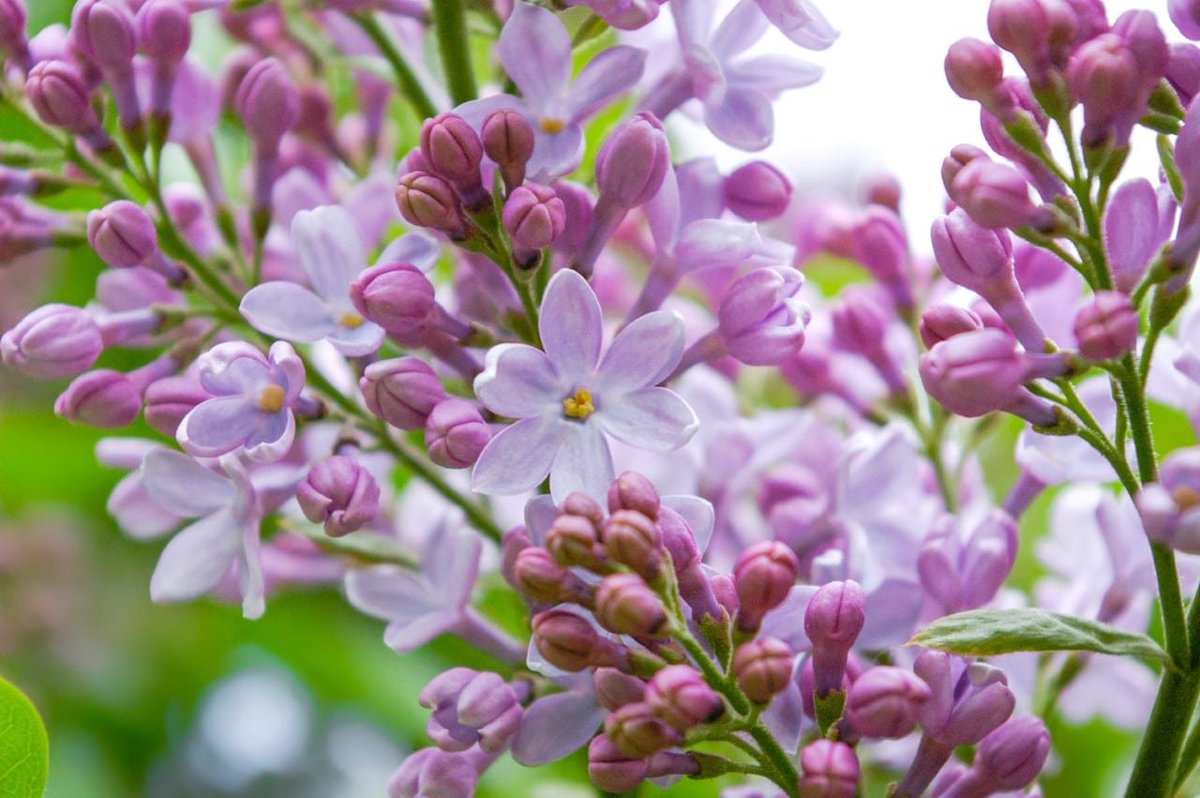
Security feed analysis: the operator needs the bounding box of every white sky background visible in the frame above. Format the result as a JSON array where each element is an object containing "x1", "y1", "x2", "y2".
[{"x1": 673, "y1": 0, "x2": 1178, "y2": 240}]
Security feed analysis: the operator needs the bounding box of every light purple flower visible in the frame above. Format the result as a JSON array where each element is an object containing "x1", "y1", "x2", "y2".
[
  {"x1": 472, "y1": 269, "x2": 698, "y2": 502},
  {"x1": 240, "y1": 205, "x2": 386, "y2": 356},
  {"x1": 454, "y1": 3, "x2": 646, "y2": 181},
  {"x1": 176, "y1": 341, "x2": 306, "y2": 462}
]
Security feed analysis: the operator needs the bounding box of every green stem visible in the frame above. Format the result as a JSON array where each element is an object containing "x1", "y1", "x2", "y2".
[
  {"x1": 431, "y1": 0, "x2": 477, "y2": 106},
  {"x1": 1125, "y1": 670, "x2": 1200, "y2": 798},
  {"x1": 1174, "y1": 709, "x2": 1200, "y2": 792},
  {"x1": 351, "y1": 12, "x2": 438, "y2": 120}
]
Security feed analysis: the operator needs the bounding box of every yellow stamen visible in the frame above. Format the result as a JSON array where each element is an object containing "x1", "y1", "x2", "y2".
[
  {"x1": 338, "y1": 310, "x2": 365, "y2": 329},
  {"x1": 1174, "y1": 485, "x2": 1200, "y2": 510},
  {"x1": 562, "y1": 387, "x2": 595, "y2": 419},
  {"x1": 539, "y1": 117, "x2": 565, "y2": 134},
  {"x1": 258, "y1": 384, "x2": 286, "y2": 413}
]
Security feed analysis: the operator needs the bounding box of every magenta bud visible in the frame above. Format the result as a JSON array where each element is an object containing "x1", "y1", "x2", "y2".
[
  {"x1": 547, "y1": 511, "x2": 607, "y2": 570},
  {"x1": 349, "y1": 263, "x2": 436, "y2": 338},
  {"x1": 844, "y1": 666, "x2": 931, "y2": 739},
  {"x1": 388, "y1": 748, "x2": 480, "y2": 798},
  {"x1": 604, "y1": 509, "x2": 662, "y2": 577},
  {"x1": 235, "y1": 57, "x2": 299, "y2": 148},
  {"x1": 941, "y1": 144, "x2": 990, "y2": 197},
  {"x1": 734, "y1": 540, "x2": 799, "y2": 632},
  {"x1": 1073, "y1": 290, "x2": 1137, "y2": 361},
  {"x1": 607, "y1": 471, "x2": 661, "y2": 519},
  {"x1": 945, "y1": 37, "x2": 1006, "y2": 105},
  {"x1": 54, "y1": 368, "x2": 140, "y2": 427},
  {"x1": 968, "y1": 715, "x2": 1051, "y2": 792},
  {"x1": 420, "y1": 112, "x2": 486, "y2": 208},
  {"x1": 500, "y1": 526, "x2": 532, "y2": 587},
  {"x1": 424, "y1": 398, "x2": 489, "y2": 469},
  {"x1": 1068, "y1": 34, "x2": 1140, "y2": 145},
  {"x1": 863, "y1": 172, "x2": 902, "y2": 211},
  {"x1": 950, "y1": 159, "x2": 1045, "y2": 230},
  {"x1": 920, "y1": 329, "x2": 1031, "y2": 417},
  {"x1": 919, "y1": 304, "x2": 984, "y2": 349},
  {"x1": 395, "y1": 171, "x2": 467, "y2": 238},
  {"x1": 805, "y1": 579, "x2": 866, "y2": 696},
  {"x1": 987, "y1": 0, "x2": 1052, "y2": 77},
  {"x1": 1172, "y1": 0, "x2": 1200, "y2": 40},
  {"x1": 595, "y1": 112, "x2": 669, "y2": 210},
  {"x1": 72, "y1": 0, "x2": 136, "y2": 71},
  {"x1": 594, "y1": 668, "x2": 646, "y2": 712},
  {"x1": 645, "y1": 665, "x2": 724, "y2": 730},
  {"x1": 533, "y1": 608, "x2": 625, "y2": 671},
  {"x1": 86, "y1": 200, "x2": 159, "y2": 268},
  {"x1": 723, "y1": 160, "x2": 793, "y2": 221},
  {"x1": 25, "y1": 60, "x2": 99, "y2": 134},
  {"x1": 587, "y1": 734, "x2": 648, "y2": 792},
  {"x1": 419, "y1": 668, "x2": 523, "y2": 754},
  {"x1": 719, "y1": 266, "x2": 808, "y2": 366},
  {"x1": 732, "y1": 636, "x2": 793, "y2": 703},
  {"x1": 849, "y1": 206, "x2": 911, "y2": 295},
  {"x1": 360, "y1": 357, "x2": 445, "y2": 430},
  {"x1": 143, "y1": 373, "x2": 207, "y2": 436},
  {"x1": 481, "y1": 108, "x2": 534, "y2": 191},
  {"x1": 0, "y1": 0, "x2": 28, "y2": 67},
  {"x1": 605, "y1": 702, "x2": 680, "y2": 758},
  {"x1": 503, "y1": 183, "x2": 565, "y2": 264},
  {"x1": 595, "y1": 573, "x2": 668, "y2": 636},
  {"x1": 930, "y1": 208, "x2": 1015, "y2": 292},
  {"x1": 798, "y1": 739, "x2": 860, "y2": 798},
  {"x1": 513, "y1": 546, "x2": 584, "y2": 603},
  {"x1": 1, "y1": 304, "x2": 103, "y2": 378},
  {"x1": 136, "y1": 0, "x2": 190, "y2": 66},
  {"x1": 296, "y1": 455, "x2": 380, "y2": 537}
]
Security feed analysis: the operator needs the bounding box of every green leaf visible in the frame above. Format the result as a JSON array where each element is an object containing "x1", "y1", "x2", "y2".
[
  {"x1": 908, "y1": 608, "x2": 1169, "y2": 664},
  {"x1": 0, "y1": 675, "x2": 49, "y2": 798}
]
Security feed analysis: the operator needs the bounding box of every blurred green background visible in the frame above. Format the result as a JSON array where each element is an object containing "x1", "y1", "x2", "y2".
[{"x1": 0, "y1": 2, "x2": 1179, "y2": 796}]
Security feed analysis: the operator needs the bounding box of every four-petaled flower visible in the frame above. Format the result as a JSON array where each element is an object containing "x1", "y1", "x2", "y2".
[{"x1": 472, "y1": 269, "x2": 698, "y2": 502}]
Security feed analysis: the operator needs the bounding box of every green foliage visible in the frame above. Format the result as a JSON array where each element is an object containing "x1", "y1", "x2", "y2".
[{"x1": 0, "y1": 675, "x2": 49, "y2": 798}]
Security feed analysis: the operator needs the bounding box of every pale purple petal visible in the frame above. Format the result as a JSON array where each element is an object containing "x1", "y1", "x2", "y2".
[
  {"x1": 269, "y1": 341, "x2": 306, "y2": 405},
  {"x1": 539, "y1": 269, "x2": 603, "y2": 380},
  {"x1": 703, "y1": 87, "x2": 774, "y2": 150},
  {"x1": 242, "y1": 409, "x2": 295, "y2": 464},
  {"x1": 596, "y1": 310, "x2": 686, "y2": 394},
  {"x1": 672, "y1": 218, "x2": 766, "y2": 273},
  {"x1": 375, "y1": 232, "x2": 442, "y2": 271},
  {"x1": 453, "y1": 94, "x2": 528, "y2": 130},
  {"x1": 527, "y1": 125, "x2": 585, "y2": 182},
  {"x1": 385, "y1": 610, "x2": 463, "y2": 652},
  {"x1": 1105, "y1": 179, "x2": 1162, "y2": 289},
  {"x1": 475, "y1": 343, "x2": 566, "y2": 418},
  {"x1": 662, "y1": 495, "x2": 715, "y2": 553},
  {"x1": 163, "y1": 57, "x2": 220, "y2": 142},
  {"x1": 345, "y1": 565, "x2": 441, "y2": 622},
  {"x1": 725, "y1": 54, "x2": 823, "y2": 93},
  {"x1": 140, "y1": 448, "x2": 235, "y2": 516},
  {"x1": 671, "y1": 0, "x2": 717, "y2": 48},
  {"x1": 858, "y1": 579, "x2": 925, "y2": 649},
  {"x1": 424, "y1": 526, "x2": 481, "y2": 611},
  {"x1": 645, "y1": 165, "x2": 681, "y2": 252},
  {"x1": 524, "y1": 495, "x2": 559, "y2": 545},
  {"x1": 472, "y1": 415, "x2": 566, "y2": 495},
  {"x1": 149, "y1": 509, "x2": 241, "y2": 603},
  {"x1": 237, "y1": 514, "x2": 265, "y2": 619},
  {"x1": 755, "y1": 0, "x2": 838, "y2": 49},
  {"x1": 273, "y1": 168, "x2": 330, "y2": 230},
  {"x1": 342, "y1": 174, "x2": 401, "y2": 250},
  {"x1": 197, "y1": 342, "x2": 270, "y2": 395},
  {"x1": 511, "y1": 690, "x2": 607, "y2": 765},
  {"x1": 107, "y1": 472, "x2": 183, "y2": 539},
  {"x1": 675, "y1": 157, "x2": 725, "y2": 227},
  {"x1": 597, "y1": 387, "x2": 699, "y2": 451},
  {"x1": 498, "y1": 3, "x2": 571, "y2": 109},
  {"x1": 550, "y1": 423, "x2": 614, "y2": 502},
  {"x1": 177, "y1": 396, "x2": 269, "y2": 458},
  {"x1": 563, "y1": 46, "x2": 647, "y2": 121},
  {"x1": 710, "y1": 0, "x2": 770, "y2": 59},
  {"x1": 240, "y1": 281, "x2": 339, "y2": 342},
  {"x1": 292, "y1": 205, "x2": 367, "y2": 303}
]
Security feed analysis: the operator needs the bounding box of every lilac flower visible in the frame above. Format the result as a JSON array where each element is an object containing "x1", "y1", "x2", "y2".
[
  {"x1": 472, "y1": 269, "x2": 698, "y2": 502},
  {"x1": 455, "y1": 3, "x2": 646, "y2": 181},
  {"x1": 240, "y1": 205, "x2": 385, "y2": 356},
  {"x1": 640, "y1": 0, "x2": 827, "y2": 150},
  {"x1": 176, "y1": 341, "x2": 306, "y2": 462}
]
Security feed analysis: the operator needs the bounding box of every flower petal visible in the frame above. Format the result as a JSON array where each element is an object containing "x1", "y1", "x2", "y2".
[
  {"x1": 140, "y1": 448, "x2": 235, "y2": 516},
  {"x1": 672, "y1": 218, "x2": 767, "y2": 273},
  {"x1": 472, "y1": 415, "x2": 566, "y2": 495},
  {"x1": 453, "y1": 94, "x2": 527, "y2": 130},
  {"x1": 474, "y1": 343, "x2": 566, "y2": 418},
  {"x1": 710, "y1": 0, "x2": 770, "y2": 59},
  {"x1": 754, "y1": 0, "x2": 839, "y2": 50},
  {"x1": 292, "y1": 205, "x2": 367, "y2": 303},
  {"x1": 149, "y1": 508, "x2": 241, "y2": 603},
  {"x1": 549, "y1": 423, "x2": 614, "y2": 502},
  {"x1": 325, "y1": 320, "x2": 386, "y2": 357},
  {"x1": 703, "y1": 87, "x2": 774, "y2": 151},
  {"x1": 524, "y1": 494, "x2": 559, "y2": 545},
  {"x1": 107, "y1": 472, "x2": 183, "y2": 539},
  {"x1": 385, "y1": 610, "x2": 463, "y2": 653},
  {"x1": 498, "y1": 3, "x2": 570, "y2": 109},
  {"x1": 726, "y1": 54, "x2": 823, "y2": 94},
  {"x1": 526, "y1": 124, "x2": 585, "y2": 182},
  {"x1": 512, "y1": 690, "x2": 607, "y2": 766},
  {"x1": 341, "y1": 173, "x2": 400, "y2": 250},
  {"x1": 597, "y1": 387, "x2": 698, "y2": 452},
  {"x1": 596, "y1": 311, "x2": 686, "y2": 394},
  {"x1": 344, "y1": 564, "x2": 440, "y2": 622},
  {"x1": 424, "y1": 525, "x2": 481, "y2": 611},
  {"x1": 564, "y1": 45, "x2": 647, "y2": 122},
  {"x1": 539, "y1": 269, "x2": 603, "y2": 380},
  {"x1": 177, "y1": 396, "x2": 266, "y2": 458},
  {"x1": 663, "y1": 495, "x2": 715, "y2": 554},
  {"x1": 240, "y1": 281, "x2": 338, "y2": 342},
  {"x1": 375, "y1": 231, "x2": 442, "y2": 271}
]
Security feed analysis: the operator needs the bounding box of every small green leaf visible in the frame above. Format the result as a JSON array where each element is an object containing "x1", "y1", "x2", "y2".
[
  {"x1": 907, "y1": 608, "x2": 1169, "y2": 665},
  {"x1": 0, "y1": 675, "x2": 49, "y2": 798}
]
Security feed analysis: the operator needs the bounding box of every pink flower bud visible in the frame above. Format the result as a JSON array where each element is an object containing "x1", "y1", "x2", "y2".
[
  {"x1": 987, "y1": 0, "x2": 1052, "y2": 78},
  {"x1": 137, "y1": 0, "x2": 190, "y2": 66},
  {"x1": 798, "y1": 739, "x2": 860, "y2": 798},
  {"x1": 966, "y1": 715, "x2": 1051, "y2": 792},
  {"x1": 941, "y1": 144, "x2": 990, "y2": 197},
  {"x1": 512, "y1": 546, "x2": 590, "y2": 603},
  {"x1": 805, "y1": 579, "x2": 866, "y2": 696},
  {"x1": 0, "y1": 0, "x2": 29, "y2": 68},
  {"x1": 1068, "y1": 34, "x2": 1140, "y2": 145},
  {"x1": 734, "y1": 540, "x2": 799, "y2": 632},
  {"x1": 950, "y1": 159, "x2": 1046, "y2": 230},
  {"x1": 587, "y1": 734, "x2": 648, "y2": 792},
  {"x1": 143, "y1": 373, "x2": 207, "y2": 436},
  {"x1": 645, "y1": 665, "x2": 724, "y2": 730},
  {"x1": 481, "y1": 108, "x2": 534, "y2": 192},
  {"x1": 1, "y1": 304, "x2": 103, "y2": 378},
  {"x1": 1172, "y1": 0, "x2": 1200, "y2": 40},
  {"x1": 719, "y1": 266, "x2": 808, "y2": 366},
  {"x1": 424, "y1": 398, "x2": 489, "y2": 469},
  {"x1": 930, "y1": 209, "x2": 1015, "y2": 291},
  {"x1": 849, "y1": 207, "x2": 913, "y2": 307},
  {"x1": 395, "y1": 171, "x2": 467, "y2": 238},
  {"x1": 235, "y1": 57, "x2": 298, "y2": 148},
  {"x1": 603, "y1": 509, "x2": 662, "y2": 578},
  {"x1": 594, "y1": 668, "x2": 646, "y2": 711},
  {"x1": 605, "y1": 702, "x2": 680, "y2": 758},
  {"x1": 920, "y1": 304, "x2": 984, "y2": 349},
  {"x1": 25, "y1": 60, "x2": 100, "y2": 135},
  {"x1": 87, "y1": 200, "x2": 159, "y2": 268},
  {"x1": 723, "y1": 160, "x2": 793, "y2": 221},
  {"x1": 296, "y1": 455, "x2": 380, "y2": 537},
  {"x1": 732, "y1": 636, "x2": 794, "y2": 703},
  {"x1": 1074, "y1": 290, "x2": 1138, "y2": 361},
  {"x1": 350, "y1": 262, "x2": 436, "y2": 339},
  {"x1": 546, "y1": 509, "x2": 607, "y2": 570},
  {"x1": 360, "y1": 357, "x2": 445, "y2": 430},
  {"x1": 863, "y1": 172, "x2": 902, "y2": 211},
  {"x1": 388, "y1": 748, "x2": 480, "y2": 798},
  {"x1": 595, "y1": 573, "x2": 667, "y2": 636},
  {"x1": 945, "y1": 38, "x2": 1006, "y2": 106},
  {"x1": 72, "y1": 0, "x2": 136, "y2": 72},
  {"x1": 919, "y1": 329, "x2": 1035, "y2": 417},
  {"x1": 420, "y1": 112, "x2": 486, "y2": 209},
  {"x1": 419, "y1": 668, "x2": 524, "y2": 754},
  {"x1": 54, "y1": 368, "x2": 141, "y2": 427},
  {"x1": 1136, "y1": 448, "x2": 1200, "y2": 553},
  {"x1": 845, "y1": 666, "x2": 931, "y2": 739},
  {"x1": 503, "y1": 183, "x2": 565, "y2": 265},
  {"x1": 607, "y1": 471, "x2": 661, "y2": 519},
  {"x1": 532, "y1": 608, "x2": 626, "y2": 671},
  {"x1": 595, "y1": 112, "x2": 669, "y2": 210}
]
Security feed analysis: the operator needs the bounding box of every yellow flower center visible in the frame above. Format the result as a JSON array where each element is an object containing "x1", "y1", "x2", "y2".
[
  {"x1": 338, "y1": 310, "x2": 365, "y2": 329},
  {"x1": 1174, "y1": 485, "x2": 1200, "y2": 510},
  {"x1": 258, "y1": 384, "x2": 285, "y2": 413},
  {"x1": 539, "y1": 116, "x2": 565, "y2": 134},
  {"x1": 562, "y1": 387, "x2": 595, "y2": 420}
]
